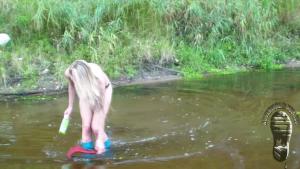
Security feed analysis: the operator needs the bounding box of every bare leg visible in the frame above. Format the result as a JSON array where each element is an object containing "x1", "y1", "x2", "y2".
[
  {"x1": 92, "y1": 109, "x2": 107, "y2": 153},
  {"x1": 103, "y1": 85, "x2": 113, "y2": 116},
  {"x1": 92, "y1": 85, "x2": 112, "y2": 154},
  {"x1": 79, "y1": 100, "x2": 93, "y2": 143}
]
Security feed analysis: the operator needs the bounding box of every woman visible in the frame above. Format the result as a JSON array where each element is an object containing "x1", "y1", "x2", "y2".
[{"x1": 63, "y1": 60, "x2": 112, "y2": 154}]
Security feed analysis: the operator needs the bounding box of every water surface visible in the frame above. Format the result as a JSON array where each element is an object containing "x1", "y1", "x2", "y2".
[{"x1": 1, "y1": 69, "x2": 300, "y2": 169}]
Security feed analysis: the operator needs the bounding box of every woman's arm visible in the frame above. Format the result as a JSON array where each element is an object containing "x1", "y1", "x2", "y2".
[
  {"x1": 64, "y1": 68, "x2": 76, "y2": 117},
  {"x1": 66, "y1": 80, "x2": 75, "y2": 111}
]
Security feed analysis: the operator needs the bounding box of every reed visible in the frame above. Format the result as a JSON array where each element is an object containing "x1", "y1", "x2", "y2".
[{"x1": 0, "y1": 0, "x2": 299, "y2": 87}]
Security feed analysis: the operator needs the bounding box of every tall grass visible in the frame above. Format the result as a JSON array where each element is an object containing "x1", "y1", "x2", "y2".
[{"x1": 0, "y1": 0, "x2": 299, "y2": 89}]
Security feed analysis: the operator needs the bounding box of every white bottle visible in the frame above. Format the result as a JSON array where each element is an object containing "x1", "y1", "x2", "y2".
[{"x1": 59, "y1": 115, "x2": 70, "y2": 134}]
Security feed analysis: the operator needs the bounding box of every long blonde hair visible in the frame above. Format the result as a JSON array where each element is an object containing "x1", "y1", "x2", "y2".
[{"x1": 68, "y1": 60, "x2": 103, "y2": 108}]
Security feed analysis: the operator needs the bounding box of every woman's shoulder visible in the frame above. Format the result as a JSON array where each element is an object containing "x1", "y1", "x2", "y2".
[
  {"x1": 64, "y1": 66, "x2": 71, "y2": 78},
  {"x1": 88, "y1": 62, "x2": 109, "y2": 80},
  {"x1": 88, "y1": 63, "x2": 111, "y2": 85},
  {"x1": 88, "y1": 63, "x2": 104, "y2": 73}
]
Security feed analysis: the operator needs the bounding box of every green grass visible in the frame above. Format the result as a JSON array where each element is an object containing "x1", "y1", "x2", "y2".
[{"x1": 0, "y1": 0, "x2": 300, "y2": 90}]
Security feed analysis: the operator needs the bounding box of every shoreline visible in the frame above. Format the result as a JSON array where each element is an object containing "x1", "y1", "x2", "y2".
[
  {"x1": 1, "y1": 59, "x2": 300, "y2": 100},
  {"x1": 0, "y1": 75, "x2": 182, "y2": 101},
  {"x1": 0, "y1": 66, "x2": 182, "y2": 100}
]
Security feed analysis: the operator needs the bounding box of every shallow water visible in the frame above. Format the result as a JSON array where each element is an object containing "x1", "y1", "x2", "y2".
[{"x1": 2, "y1": 69, "x2": 300, "y2": 169}]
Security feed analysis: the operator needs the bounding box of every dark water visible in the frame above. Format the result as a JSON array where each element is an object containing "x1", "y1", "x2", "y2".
[{"x1": 2, "y1": 69, "x2": 300, "y2": 169}]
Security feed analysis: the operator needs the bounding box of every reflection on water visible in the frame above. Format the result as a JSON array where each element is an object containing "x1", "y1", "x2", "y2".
[{"x1": 1, "y1": 69, "x2": 300, "y2": 169}]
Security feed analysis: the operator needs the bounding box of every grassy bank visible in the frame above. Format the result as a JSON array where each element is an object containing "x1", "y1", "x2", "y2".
[{"x1": 0, "y1": 0, "x2": 300, "y2": 91}]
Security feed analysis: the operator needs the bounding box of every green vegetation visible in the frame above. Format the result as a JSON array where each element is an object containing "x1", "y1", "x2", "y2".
[{"x1": 0, "y1": 0, "x2": 300, "y2": 90}]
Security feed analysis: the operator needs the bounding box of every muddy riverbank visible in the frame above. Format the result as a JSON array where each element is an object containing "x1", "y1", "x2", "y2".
[
  {"x1": 0, "y1": 65, "x2": 182, "y2": 100},
  {"x1": 1, "y1": 59, "x2": 300, "y2": 101}
]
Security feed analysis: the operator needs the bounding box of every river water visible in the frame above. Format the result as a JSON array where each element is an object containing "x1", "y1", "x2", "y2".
[{"x1": 1, "y1": 69, "x2": 300, "y2": 169}]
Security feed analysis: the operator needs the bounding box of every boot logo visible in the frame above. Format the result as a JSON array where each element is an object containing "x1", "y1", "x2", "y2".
[{"x1": 262, "y1": 102, "x2": 298, "y2": 163}]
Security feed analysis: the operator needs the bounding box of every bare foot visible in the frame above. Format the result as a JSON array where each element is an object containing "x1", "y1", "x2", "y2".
[{"x1": 96, "y1": 147, "x2": 105, "y2": 154}]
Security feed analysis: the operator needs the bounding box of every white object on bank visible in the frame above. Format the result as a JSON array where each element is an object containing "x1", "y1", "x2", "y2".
[{"x1": 0, "y1": 33, "x2": 11, "y2": 46}]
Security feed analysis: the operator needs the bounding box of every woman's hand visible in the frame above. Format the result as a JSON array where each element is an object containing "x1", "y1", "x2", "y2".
[{"x1": 63, "y1": 107, "x2": 73, "y2": 118}]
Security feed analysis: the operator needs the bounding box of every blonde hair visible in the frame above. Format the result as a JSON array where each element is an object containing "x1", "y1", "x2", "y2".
[{"x1": 68, "y1": 60, "x2": 104, "y2": 108}]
